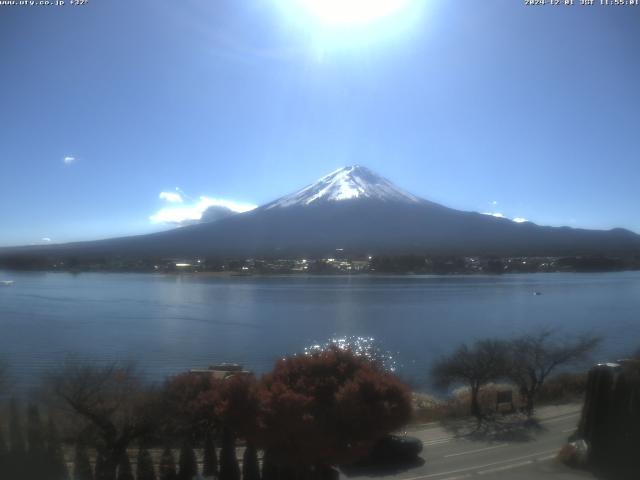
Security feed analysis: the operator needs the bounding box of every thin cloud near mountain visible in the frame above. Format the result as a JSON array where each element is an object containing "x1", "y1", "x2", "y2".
[{"x1": 150, "y1": 190, "x2": 256, "y2": 225}]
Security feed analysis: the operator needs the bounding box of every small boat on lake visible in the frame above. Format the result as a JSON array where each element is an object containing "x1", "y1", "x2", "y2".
[{"x1": 0, "y1": 280, "x2": 14, "y2": 286}]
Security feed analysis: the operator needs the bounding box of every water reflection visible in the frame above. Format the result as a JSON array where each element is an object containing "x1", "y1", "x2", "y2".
[{"x1": 304, "y1": 335, "x2": 399, "y2": 372}]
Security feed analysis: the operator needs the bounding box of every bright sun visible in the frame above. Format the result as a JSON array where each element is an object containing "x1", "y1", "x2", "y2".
[
  {"x1": 277, "y1": 0, "x2": 425, "y2": 53},
  {"x1": 295, "y1": 0, "x2": 411, "y2": 26}
]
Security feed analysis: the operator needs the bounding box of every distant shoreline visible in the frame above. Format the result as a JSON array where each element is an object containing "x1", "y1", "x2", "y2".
[
  {"x1": 1, "y1": 252, "x2": 639, "y2": 276},
  {"x1": 2, "y1": 268, "x2": 640, "y2": 277}
]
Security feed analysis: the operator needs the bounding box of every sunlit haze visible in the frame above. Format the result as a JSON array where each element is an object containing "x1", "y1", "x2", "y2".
[{"x1": 294, "y1": 0, "x2": 411, "y2": 26}]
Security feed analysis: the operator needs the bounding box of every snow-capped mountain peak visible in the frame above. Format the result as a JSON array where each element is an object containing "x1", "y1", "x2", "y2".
[{"x1": 264, "y1": 165, "x2": 422, "y2": 209}]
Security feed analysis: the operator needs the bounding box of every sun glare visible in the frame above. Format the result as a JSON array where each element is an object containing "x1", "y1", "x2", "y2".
[
  {"x1": 296, "y1": 0, "x2": 410, "y2": 26},
  {"x1": 277, "y1": 0, "x2": 425, "y2": 53}
]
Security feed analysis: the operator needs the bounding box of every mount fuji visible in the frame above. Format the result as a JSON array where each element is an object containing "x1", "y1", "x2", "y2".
[
  {"x1": 262, "y1": 165, "x2": 422, "y2": 208},
  {"x1": 3, "y1": 166, "x2": 640, "y2": 259}
]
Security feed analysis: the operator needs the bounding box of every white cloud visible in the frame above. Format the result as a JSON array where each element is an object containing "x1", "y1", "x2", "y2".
[
  {"x1": 159, "y1": 191, "x2": 183, "y2": 203},
  {"x1": 41, "y1": 237, "x2": 52, "y2": 242},
  {"x1": 63, "y1": 156, "x2": 76, "y2": 165},
  {"x1": 482, "y1": 212, "x2": 529, "y2": 223},
  {"x1": 150, "y1": 194, "x2": 257, "y2": 225},
  {"x1": 198, "y1": 196, "x2": 256, "y2": 213},
  {"x1": 492, "y1": 200, "x2": 498, "y2": 206}
]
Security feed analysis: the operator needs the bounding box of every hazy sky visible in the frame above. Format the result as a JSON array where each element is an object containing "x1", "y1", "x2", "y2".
[{"x1": 1, "y1": 0, "x2": 639, "y2": 246}]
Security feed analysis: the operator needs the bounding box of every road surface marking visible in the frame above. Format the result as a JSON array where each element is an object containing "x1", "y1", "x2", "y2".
[
  {"x1": 438, "y1": 475, "x2": 471, "y2": 480},
  {"x1": 400, "y1": 449, "x2": 558, "y2": 480},
  {"x1": 443, "y1": 443, "x2": 508, "y2": 458},
  {"x1": 477, "y1": 460, "x2": 533, "y2": 475},
  {"x1": 537, "y1": 454, "x2": 557, "y2": 461},
  {"x1": 412, "y1": 422, "x2": 442, "y2": 429},
  {"x1": 562, "y1": 428, "x2": 576, "y2": 433},
  {"x1": 541, "y1": 412, "x2": 580, "y2": 424},
  {"x1": 424, "y1": 437, "x2": 455, "y2": 446}
]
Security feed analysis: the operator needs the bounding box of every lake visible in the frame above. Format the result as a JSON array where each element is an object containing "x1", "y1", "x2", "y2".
[{"x1": 1, "y1": 271, "x2": 639, "y2": 392}]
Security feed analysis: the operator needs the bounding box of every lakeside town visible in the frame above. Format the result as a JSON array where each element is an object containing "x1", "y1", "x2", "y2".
[{"x1": 2, "y1": 253, "x2": 639, "y2": 275}]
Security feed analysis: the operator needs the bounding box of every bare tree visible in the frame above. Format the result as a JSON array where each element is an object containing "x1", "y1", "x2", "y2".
[
  {"x1": 431, "y1": 339, "x2": 509, "y2": 419},
  {"x1": 47, "y1": 361, "x2": 160, "y2": 480},
  {"x1": 507, "y1": 329, "x2": 600, "y2": 417}
]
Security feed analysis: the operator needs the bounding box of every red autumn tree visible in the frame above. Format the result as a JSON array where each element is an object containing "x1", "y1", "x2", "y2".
[
  {"x1": 214, "y1": 373, "x2": 260, "y2": 439},
  {"x1": 256, "y1": 347, "x2": 412, "y2": 470},
  {"x1": 163, "y1": 372, "x2": 222, "y2": 437},
  {"x1": 214, "y1": 374, "x2": 260, "y2": 480},
  {"x1": 163, "y1": 371, "x2": 260, "y2": 480}
]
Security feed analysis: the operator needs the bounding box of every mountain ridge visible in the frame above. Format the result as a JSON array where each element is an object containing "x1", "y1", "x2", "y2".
[{"x1": 1, "y1": 166, "x2": 639, "y2": 259}]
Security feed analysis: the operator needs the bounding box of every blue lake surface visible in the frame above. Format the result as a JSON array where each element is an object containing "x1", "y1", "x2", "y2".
[{"x1": 0, "y1": 271, "x2": 639, "y2": 391}]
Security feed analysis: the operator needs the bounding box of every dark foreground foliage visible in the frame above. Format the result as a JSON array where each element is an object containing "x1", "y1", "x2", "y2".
[{"x1": 1, "y1": 348, "x2": 412, "y2": 480}]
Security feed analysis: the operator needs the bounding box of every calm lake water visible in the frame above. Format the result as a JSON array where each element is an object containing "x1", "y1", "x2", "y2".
[{"x1": 1, "y1": 271, "x2": 639, "y2": 391}]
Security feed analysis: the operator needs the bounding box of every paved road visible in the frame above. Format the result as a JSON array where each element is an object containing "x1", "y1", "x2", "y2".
[{"x1": 341, "y1": 404, "x2": 596, "y2": 480}]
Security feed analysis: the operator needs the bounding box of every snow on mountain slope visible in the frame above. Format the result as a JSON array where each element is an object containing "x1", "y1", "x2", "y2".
[{"x1": 264, "y1": 165, "x2": 422, "y2": 209}]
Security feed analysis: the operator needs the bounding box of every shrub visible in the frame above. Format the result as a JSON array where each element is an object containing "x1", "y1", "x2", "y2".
[
  {"x1": 159, "y1": 448, "x2": 177, "y2": 480},
  {"x1": 537, "y1": 373, "x2": 588, "y2": 404},
  {"x1": 74, "y1": 443, "x2": 94, "y2": 480},
  {"x1": 201, "y1": 433, "x2": 217, "y2": 478},
  {"x1": 257, "y1": 347, "x2": 412, "y2": 467},
  {"x1": 136, "y1": 445, "x2": 156, "y2": 480}
]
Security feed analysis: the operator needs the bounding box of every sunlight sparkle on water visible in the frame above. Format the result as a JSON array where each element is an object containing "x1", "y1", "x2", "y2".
[{"x1": 304, "y1": 336, "x2": 398, "y2": 372}]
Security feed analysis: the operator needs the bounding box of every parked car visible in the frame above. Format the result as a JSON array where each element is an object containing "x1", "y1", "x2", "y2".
[{"x1": 366, "y1": 434, "x2": 423, "y2": 464}]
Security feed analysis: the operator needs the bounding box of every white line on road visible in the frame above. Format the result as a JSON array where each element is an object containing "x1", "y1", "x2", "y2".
[
  {"x1": 477, "y1": 460, "x2": 533, "y2": 475},
  {"x1": 423, "y1": 438, "x2": 455, "y2": 446},
  {"x1": 400, "y1": 449, "x2": 558, "y2": 480},
  {"x1": 412, "y1": 422, "x2": 441, "y2": 429},
  {"x1": 443, "y1": 443, "x2": 508, "y2": 458},
  {"x1": 540, "y1": 412, "x2": 580, "y2": 424},
  {"x1": 537, "y1": 454, "x2": 557, "y2": 461}
]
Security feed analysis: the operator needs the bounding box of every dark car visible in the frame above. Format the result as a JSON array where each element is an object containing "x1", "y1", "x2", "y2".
[{"x1": 367, "y1": 434, "x2": 423, "y2": 464}]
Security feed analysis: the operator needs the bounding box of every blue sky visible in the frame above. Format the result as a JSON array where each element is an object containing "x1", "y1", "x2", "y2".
[{"x1": 1, "y1": 0, "x2": 639, "y2": 246}]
